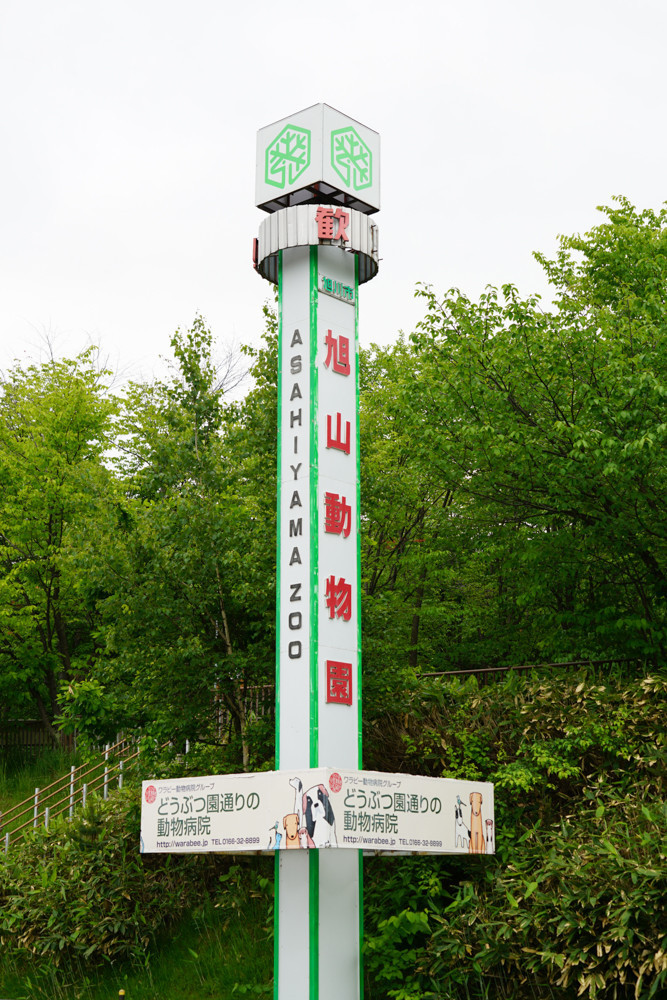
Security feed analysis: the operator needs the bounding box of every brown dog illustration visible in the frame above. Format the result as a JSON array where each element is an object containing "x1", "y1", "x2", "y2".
[
  {"x1": 283, "y1": 812, "x2": 301, "y2": 849},
  {"x1": 468, "y1": 792, "x2": 486, "y2": 853}
]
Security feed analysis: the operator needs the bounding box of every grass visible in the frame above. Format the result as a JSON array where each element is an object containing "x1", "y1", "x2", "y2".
[
  {"x1": 0, "y1": 747, "x2": 81, "y2": 815},
  {"x1": 1, "y1": 752, "x2": 273, "y2": 999},
  {"x1": 0, "y1": 882, "x2": 273, "y2": 1000}
]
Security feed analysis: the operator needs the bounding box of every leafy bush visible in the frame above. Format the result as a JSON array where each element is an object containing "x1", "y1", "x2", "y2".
[
  {"x1": 363, "y1": 669, "x2": 666, "y2": 1000},
  {"x1": 428, "y1": 790, "x2": 666, "y2": 999},
  {"x1": 0, "y1": 789, "x2": 236, "y2": 969}
]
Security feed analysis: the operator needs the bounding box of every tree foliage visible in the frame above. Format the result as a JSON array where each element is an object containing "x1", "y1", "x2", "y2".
[
  {"x1": 0, "y1": 351, "x2": 114, "y2": 738},
  {"x1": 364, "y1": 668, "x2": 666, "y2": 1000},
  {"x1": 394, "y1": 198, "x2": 667, "y2": 666},
  {"x1": 66, "y1": 317, "x2": 277, "y2": 763}
]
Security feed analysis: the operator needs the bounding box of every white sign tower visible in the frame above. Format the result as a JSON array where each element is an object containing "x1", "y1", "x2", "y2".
[
  {"x1": 254, "y1": 104, "x2": 380, "y2": 1000},
  {"x1": 139, "y1": 105, "x2": 495, "y2": 1000}
]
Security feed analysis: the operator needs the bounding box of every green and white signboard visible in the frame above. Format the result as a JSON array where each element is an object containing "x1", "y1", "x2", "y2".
[
  {"x1": 256, "y1": 106, "x2": 380, "y2": 1000},
  {"x1": 255, "y1": 103, "x2": 380, "y2": 215}
]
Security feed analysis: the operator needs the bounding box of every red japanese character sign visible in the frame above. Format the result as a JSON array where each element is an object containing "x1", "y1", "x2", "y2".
[
  {"x1": 324, "y1": 491, "x2": 352, "y2": 538},
  {"x1": 324, "y1": 329, "x2": 351, "y2": 376},
  {"x1": 325, "y1": 576, "x2": 352, "y2": 621},
  {"x1": 315, "y1": 206, "x2": 350, "y2": 242},
  {"x1": 326, "y1": 413, "x2": 351, "y2": 454},
  {"x1": 326, "y1": 661, "x2": 353, "y2": 705}
]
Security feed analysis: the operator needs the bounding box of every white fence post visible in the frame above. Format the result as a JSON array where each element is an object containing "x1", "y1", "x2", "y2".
[
  {"x1": 34, "y1": 787, "x2": 40, "y2": 828},
  {"x1": 119, "y1": 759, "x2": 124, "y2": 789},
  {"x1": 4, "y1": 831, "x2": 8, "y2": 854},
  {"x1": 104, "y1": 743, "x2": 110, "y2": 800},
  {"x1": 44, "y1": 806, "x2": 50, "y2": 829},
  {"x1": 82, "y1": 782, "x2": 87, "y2": 809},
  {"x1": 69, "y1": 765, "x2": 76, "y2": 819}
]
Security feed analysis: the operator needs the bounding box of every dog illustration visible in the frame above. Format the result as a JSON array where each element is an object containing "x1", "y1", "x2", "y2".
[
  {"x1": 299, "y1": 826, "x2": 315, "y2": 849},
  {"x1": 469, "y1": 792, "x2": 485, "y2": 853},
  {"x1": 283, "y1": 812, "x2": 301, "y2": 849},
  {"x1": 303, "y1": 783, "x2": 337, "y2": 847},
  {"x1": 289, "y1": 777, "x2": 305, "y2": 829},
  {"x1": 454, "y1": 794, "x2": 470, "y2": 849},
  {"x1": 485, "y1": 818, "x2": 494, "y2": 852}
]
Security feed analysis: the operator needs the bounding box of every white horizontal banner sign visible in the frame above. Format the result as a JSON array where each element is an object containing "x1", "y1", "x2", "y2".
[{"x1": 140, "y1": 768, "x2": 494, "y2": 856}]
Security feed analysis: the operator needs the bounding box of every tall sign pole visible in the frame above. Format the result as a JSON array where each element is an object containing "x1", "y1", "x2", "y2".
[
  {"x1": 254, "y1": 105, "x2": 380, "y2": 1000},
  {"x1": 139, "y1": 105, "x2": 495, "y2": 1000}
]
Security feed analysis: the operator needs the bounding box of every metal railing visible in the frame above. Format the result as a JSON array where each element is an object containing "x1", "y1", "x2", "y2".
[
  {"x1": 0, "y1": 685, "x2": 277, "y2": 853},
  {"x1": 0, "y1": 734, "x2": 140, "y2": 853},
  {"x1": 421, "y1": 657, "x2": 648, "y2": 679}
]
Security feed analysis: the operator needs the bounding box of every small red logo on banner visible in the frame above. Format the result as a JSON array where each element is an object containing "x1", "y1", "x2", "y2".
[
  {"x1": 145, "y1": 785, "x2": 157, "y2": 804},
  {"x1": 329, "y1": 772, "x2": 343, "y2": 793}
]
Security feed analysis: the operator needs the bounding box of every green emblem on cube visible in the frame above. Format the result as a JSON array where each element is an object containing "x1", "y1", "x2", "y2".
[
  {"x1": 265, "y1": 125, "x2": 311, "y2": 189},
  {"x1": 331, "y1": 127, "x2": 372, "y2": 191}
]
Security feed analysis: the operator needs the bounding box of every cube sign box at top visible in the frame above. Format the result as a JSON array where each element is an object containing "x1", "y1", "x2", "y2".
[{"x1": 255, "y1": 103, "x2": 380, "y2": 215}]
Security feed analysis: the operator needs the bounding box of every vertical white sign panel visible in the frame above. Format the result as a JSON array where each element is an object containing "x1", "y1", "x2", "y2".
[
  {"x1": 277, "y1": 245, "x2": 314, "y2": 1000},
  {"x1": 314, "y1": 245, "x2": 361, "y2": 1000},
  {"x1": 278, "y1": 246, "x2": 313, "y2": 772},
  {"x1": 316, "y1": 245, "x2": 359, "y2": 770},
  {"x1": 276, "y1": 242, "x2": 362, "y2": 1000}
]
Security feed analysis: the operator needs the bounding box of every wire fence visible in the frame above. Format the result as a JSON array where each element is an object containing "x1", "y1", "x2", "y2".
[
  {"x1": 420, "y1": 657, "x2": 650, "y2": 680},
  {"x1": 0, "y1": 684, "x2": 277, "y2": 853},
  {"x1": 0, "y1": 734, "x2": 140, "y2": 853}
]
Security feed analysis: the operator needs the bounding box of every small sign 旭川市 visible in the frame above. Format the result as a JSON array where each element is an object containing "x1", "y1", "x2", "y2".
[{"x1": 320, "y1": 273, "x2": 355, "y2": 304}]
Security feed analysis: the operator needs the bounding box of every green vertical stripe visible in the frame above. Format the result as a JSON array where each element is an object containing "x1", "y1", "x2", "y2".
[
  {"x1": 273, "y1": 854, "x2": 280, "y2": 1000},
  {"x1": 309, "y1": 244, "x2": 320, "y2": 1000},
  {"x1": 309, "y1": 244, "x2": 319, "y2": 770},
  {"x1": 274, "y1": 250, "x2": 283, "y2": 1000},
  {"x1": 355, "y1": 252, "x2": 364, "y2": 1000},
  {"x1": 309, "y1": 850, "x2": 320, "y2": 1000},
  {"x1": 276, "y1": 249, "x2": 283, "y2": 771}
]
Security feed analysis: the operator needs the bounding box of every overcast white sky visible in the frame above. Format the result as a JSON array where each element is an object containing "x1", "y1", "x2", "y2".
[{"x1": 1, "y1": 0, "x2": 665, "y2": 383}]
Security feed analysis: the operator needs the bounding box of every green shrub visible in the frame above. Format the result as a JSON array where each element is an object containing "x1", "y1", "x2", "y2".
[
  {"x1": 427, "y1": 789, "x2": 666, "y2": 999},
  {"x1": 363, "y1": 669, "x2": 666, "y2": 1000},
  {"x1": 0, "y1": 789, "x2": 230, "y2": 968}
]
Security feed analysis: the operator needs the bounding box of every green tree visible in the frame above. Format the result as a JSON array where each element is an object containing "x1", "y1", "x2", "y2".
[
  {"x1": 359, "y1": 336, "x2": 542, "y2": 710},
  {"x1": 359, "y1": 338, "x2": 461, "y2": 721},
  {"x1": 77, "y1": 317, "x2": 277, "y2": 764},
  {"x1": 0, "y1": 351, "x2": 114, "y2": 738},
  {"x1": 402, "y1": 199, "x2": 667, "y2": 663}
]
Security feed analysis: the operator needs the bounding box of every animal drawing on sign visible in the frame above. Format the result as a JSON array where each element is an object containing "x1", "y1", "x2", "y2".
[
  {"x1": 267, "y1": 821, "x2": 282, "y2": 850},
  {"x1": 289, "y1": 776, "x2": 305, "y2": 829},
  {"x1": 454, "y1": 794, "x2": 470, "y2": 849},
  {"x1": 303, "y1": 783, "x2": 337, "y2": 847},
  {"x1": 299, "y1": 825, "x2": 315, "y2": 849},
  {"x1": 283, "y1": 812, "x2": 301, "y2": 849},
  {"x1": 468, "y1": 792, "x2": 486, "y2": 854},
  {"x1": 485, "y1": 818, "x2": 494, "y2": 852}
]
